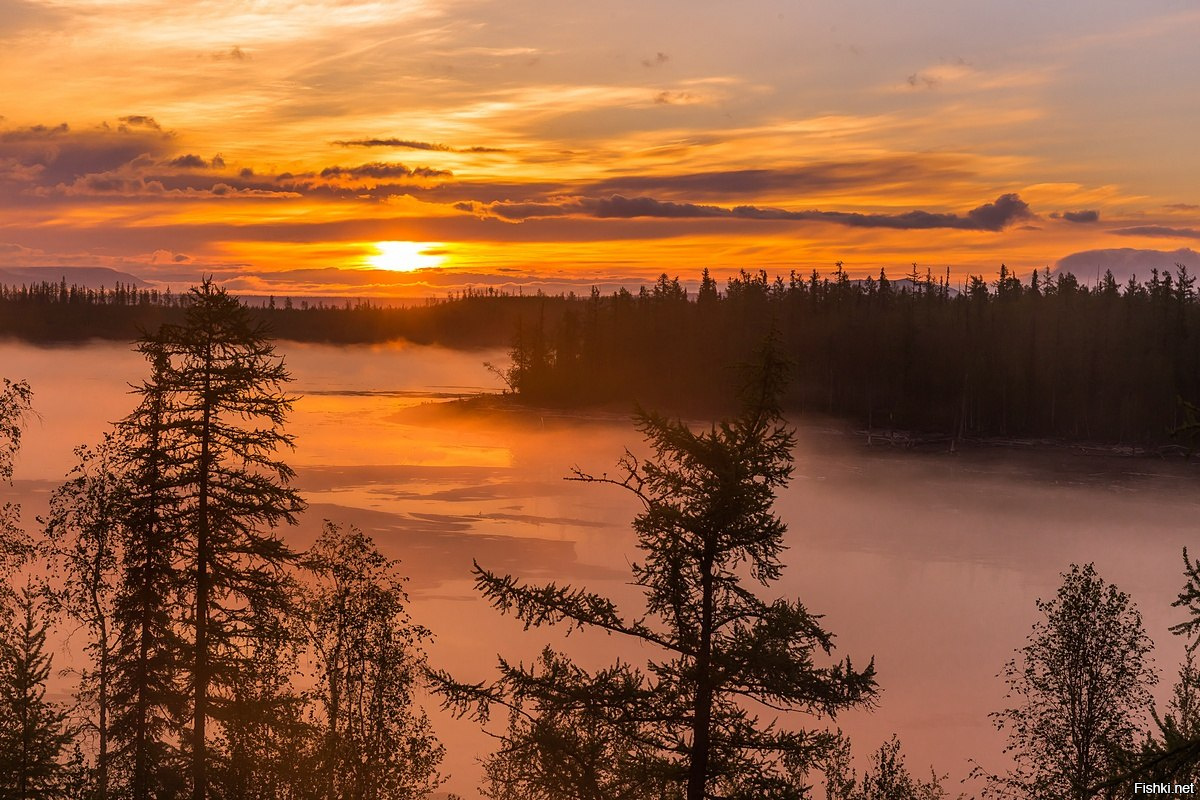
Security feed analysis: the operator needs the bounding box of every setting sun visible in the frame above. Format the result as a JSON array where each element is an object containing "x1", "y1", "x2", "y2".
[{"x1": 367, "y1": 241, "x2": 446, "y2": 272}]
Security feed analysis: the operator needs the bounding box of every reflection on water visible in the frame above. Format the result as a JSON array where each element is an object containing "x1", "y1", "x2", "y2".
[{"x1": 4, "y1": 339, "x2": 1200, "y2": 796}]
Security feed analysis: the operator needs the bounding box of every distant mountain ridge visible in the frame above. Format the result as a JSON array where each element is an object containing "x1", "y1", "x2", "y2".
[{"x1": 0, "y1": 266, "x2": 150, "y2": 289}]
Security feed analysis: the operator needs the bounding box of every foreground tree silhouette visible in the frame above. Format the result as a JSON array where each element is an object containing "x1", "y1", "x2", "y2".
[
  {"x1": 43, "y1": 437, "x2": 125, "y2": 800},
  {"x1": 823, "y1": 734, "x2": 953, "y2": 800},
  {"x1": 113, "y1": 347, "x2": 190, "y2": 799},
  {"x1": 977, "y1": 563, "x2": 1154, "y2": 800},
  {"x1": 304, "y1": 522, "x2": 444, "y2": 800},
  {"x1": 1097, "y1": 549, "x2": 1200, "y2": 789},
  {"x1": 0, "y1": 587, "x2": 73, "y2": 798},
  {"x1": 0, "y1": 384, "x2": 72, "y2": 797},
  {"x1": 0, "y1": 379, "x2": 34, "y2": 581},
  {"x1": 130, "y1": 279, "x2": 305, "y2": 800},
  {"x1": 437, "y1": 345, "x2": 877, "y2": 799}
]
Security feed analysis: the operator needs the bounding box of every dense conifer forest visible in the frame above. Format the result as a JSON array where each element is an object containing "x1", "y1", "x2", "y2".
[{"x1": 3, "y1": 263, "x2": 1200, "y2": 443}]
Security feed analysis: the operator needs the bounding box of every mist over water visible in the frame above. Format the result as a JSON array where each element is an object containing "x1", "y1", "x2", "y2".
[{"x1": 3, "y1": 339, "x2": 1198, "y2": 796}]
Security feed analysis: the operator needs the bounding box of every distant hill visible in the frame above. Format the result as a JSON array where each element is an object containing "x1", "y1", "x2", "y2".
[{"x1": 0, "y1": 266, "x2": 150, "y2": 289}]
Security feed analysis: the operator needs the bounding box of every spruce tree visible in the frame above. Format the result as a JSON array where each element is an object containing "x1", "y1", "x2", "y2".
[
  {"x1": 437, "y1": 343, "x2": 876, "y2": 799},
  {"x1": 112, "y1": 347, "x2": 189, "y2": 799},
  {"x1": 0, "y1": 587, "x2": 73, "y2": 799},
  {"x1": 128, "y1": 279, "x2": 305, "y2": 800},
  {"x1": 1104, "y1": 549, "x2": 1200, "y2": 786}
]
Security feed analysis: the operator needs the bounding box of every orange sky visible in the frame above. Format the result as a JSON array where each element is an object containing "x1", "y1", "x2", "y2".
[{"x1": 3, "y1": 0, "x2": 1200, "y2": 296}]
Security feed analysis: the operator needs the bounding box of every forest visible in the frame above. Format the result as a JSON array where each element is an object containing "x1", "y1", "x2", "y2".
[
  {"x1": 3, "y1": 263, "x2": 1200, "y2": 444},
  {"x1": 2, "y1": 281, "x2": 1200, "y2": 799}
]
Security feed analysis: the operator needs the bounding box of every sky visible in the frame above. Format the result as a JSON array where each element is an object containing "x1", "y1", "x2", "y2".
[{"x1": 3, "y1": 0, "x2": 1200, "y2": 296}]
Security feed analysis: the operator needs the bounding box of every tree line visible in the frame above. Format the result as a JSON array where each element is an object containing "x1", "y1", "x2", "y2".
[
  {"x1": 7, "y1": 264, "x2": 1200, "y2": 443},
  {"x1": 497, "y1": 264, "x2": 1200, "y2": 444},
  {"x1": 3, "y1": 282, "x2": 1200, "y2": 798},
  {"x1": 0, "y1": 279, "x2": 549, "y2": 348}
]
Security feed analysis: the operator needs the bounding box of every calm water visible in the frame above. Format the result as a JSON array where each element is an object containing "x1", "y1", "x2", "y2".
[{"x1": 3, "y1": 338, "x2": 1199, "y2": 796}]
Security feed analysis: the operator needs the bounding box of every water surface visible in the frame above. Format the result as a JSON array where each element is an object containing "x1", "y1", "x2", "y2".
[{"x1": 3, "y1": 339, "x2": 1198, "y2": 796}]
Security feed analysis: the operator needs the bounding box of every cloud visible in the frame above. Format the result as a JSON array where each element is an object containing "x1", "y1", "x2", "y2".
[
  {"x1": 653, "y1": 90, "x2": 695, "y2": 105},
  {"x1": 43, "y1": 171, "x2": 300, "y2": 199},
  {"x1": 166, "y1": 154, "x2": 212, "y2": 168},
  {"x1": 1055, "y1": 209, "x2": 1099, "y2": 223},
  {"x1": 0, "y1": 122, "x2": 456, "y2": 202},
  {"x1": 319, "y1": 162, "x2": 451, "y2": 180},
  {"x1": 905, "y1": 58, "x2": 969, "y2": 90},
  {"x1": 581, "y1": 159, "x2": 966, "y2": 199},
  {"x1": 1056, "y1": 247, "x2": 1200, "y2": 283},
  {"x1": 641, "y1": 52, "x2": 670, "y2": 68},
  {"x1": 460, "y1": 192, "x2": 1033, "y2": 231},
  {"x1": 211, "y1": 45, "x2": 248, "y2": 61},
  {"x1": 0, "y1": 0, "x2": 66, "y2": 36},
  {"x1": 1111, "y1": 225, "x2": 1200, "y2": 239},
  {"x1": 150, "y1": 249, "x2": 191, "y2": 264},
  {"x1": 118, "y1": 115, "x2": 162, "y2": 131},
  {"x1": 906, "y1": 72, "x2": 940, "y2": 90},
  {"x1": 0, "y1": 122, "x2": 173, "y2": 187},
  {"x1": 0, "y1": 122, "x2": 70, "y2": 142},
  {"x1": 332, "y1": 137, "x2": 505, "y2": 153}
]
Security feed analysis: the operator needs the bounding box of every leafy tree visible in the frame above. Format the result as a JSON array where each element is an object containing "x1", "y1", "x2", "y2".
[
  {"x1": 43, "y1": 436, "x2": 126, "y2": 800},
  {"x1": 130, "y1": 279, "x2": 305, "y2": 799},
  {"x1": 823, "y1": 734, "x2": 953, "y2": 800},
  {"x1": 213, "y1": 609, "x2": 308, "y2": 800},
  {"x1": 303, "y1": 522, "x2": 443, "y2": 800},
  {"x1": 0, "y1": 378, "x2": 34, "y2": 581},
  {"x1": 437, "y1": 345, "x2": 877, "y2": 799},
  {"x1": 0, "y1": 586, "x2": 73, "y2": 799},
  {"x1": 977, "y1": 563, "x2": 1155, "y2": 799}
]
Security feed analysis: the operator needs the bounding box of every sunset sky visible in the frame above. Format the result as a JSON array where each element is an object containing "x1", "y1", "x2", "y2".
[{"x1": 3, "y1": 0, "x2": 1200, "y2": 296}]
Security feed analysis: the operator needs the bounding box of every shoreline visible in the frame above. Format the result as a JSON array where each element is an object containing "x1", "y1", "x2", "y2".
[{"x1": 440, "y1": 392, "x2": 1200, "y2": 462}]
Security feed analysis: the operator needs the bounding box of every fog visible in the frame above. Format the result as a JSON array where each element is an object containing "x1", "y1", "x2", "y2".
[{"x1": 3, "y1": 338, "x2": 1198, "y2": 797}]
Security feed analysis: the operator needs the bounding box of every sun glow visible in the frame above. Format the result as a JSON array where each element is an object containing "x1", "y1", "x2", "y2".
[{"x1": 367, "y1": 241, "x2": 446, "y2": 272}]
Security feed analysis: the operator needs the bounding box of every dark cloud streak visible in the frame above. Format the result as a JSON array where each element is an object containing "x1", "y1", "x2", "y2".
[
  {"x1": 584, "y1": 162, "x2": 956, "y2": 198},
  {"x1": 319, "y1": 162, "x2": 451, "y2": 179},
  {"x1": 1111, "y1": 225, "x2": 1200, "y2": 239},
  {"x1": 166, "y1": 154, "x2": 210, "y2": 168},
  {"x1": 333, "y1": 138, "x2": 505, "y2": 153},
  {"x1": 462, "y1": 192, "x2": 1034, "y2": 231}
]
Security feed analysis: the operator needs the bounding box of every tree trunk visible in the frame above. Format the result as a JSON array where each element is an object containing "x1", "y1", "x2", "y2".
[
  {"x1": 687, "y1": 549, "x2": 716, "y2": 800},
  {"x1": 192, "y1": 360, "x2": 213, "y2": 800},
  {"x1": 91, "y1": 518, "x2": 110, "y2": 800},
  {"x1": 97, "y1": 616, "x2": 109, "y2": 800},
  {"x1": 133, "y1": 576, "x2": 153, "y2": 799}
]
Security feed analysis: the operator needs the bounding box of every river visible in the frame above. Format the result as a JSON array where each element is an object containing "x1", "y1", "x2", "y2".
[{"x1": 3, "y1": 338, "x2": 1198, "y2": 796}]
